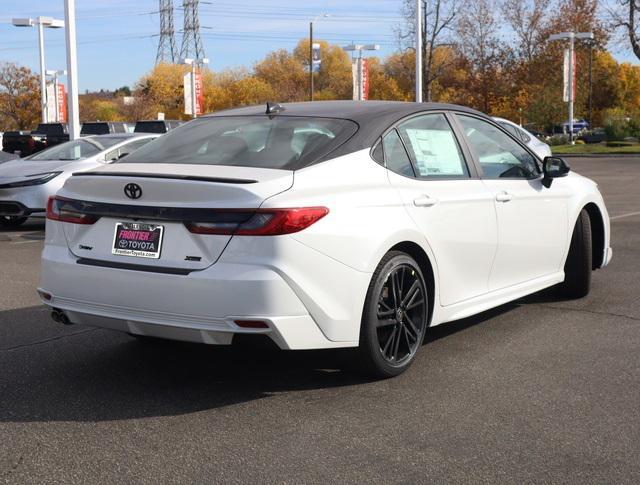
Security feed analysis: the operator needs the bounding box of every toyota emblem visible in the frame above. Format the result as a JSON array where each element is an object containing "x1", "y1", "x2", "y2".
[{"x1": 124, "y1": 183, "x2": 142, "y2": 200}]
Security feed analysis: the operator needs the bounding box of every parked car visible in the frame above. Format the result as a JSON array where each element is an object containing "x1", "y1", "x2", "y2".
[
  {"x1": 0, "y1": 133, "x2": 157, "y2": 227},
  {"x1": 561, "y1": 119, "x2": 589, "y2": 135},
  {"x1": 578, "y1": 128, "x2": 607, "y2": 144},
  {"x1": 493, "y1": 117, "x2": 552, "y2": 159},
  {"x1": 38, "y1": 101, "x2": 611, "y2": 378},
  {"x1": 2, "y1": 123, "x2": 69, "y2": 157},
  {"x1": 81, "y1": 122, "x2": 133, "y2": 136},
  {"x1": 134, "y1": 119, "x2": 183, "y2": 134}
]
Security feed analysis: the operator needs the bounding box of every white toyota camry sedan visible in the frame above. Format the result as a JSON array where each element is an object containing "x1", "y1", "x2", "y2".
[{"x1": 38, "y1": 101, "x2": 612, "y2": 378}]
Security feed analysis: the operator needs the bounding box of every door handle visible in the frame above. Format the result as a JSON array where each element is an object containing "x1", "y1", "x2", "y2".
[
  {"x1": 413, "y1": 195, "x2": 439, "y2": 207},
  {"x1": 495, "y1": 191, "x2": 513, "y2": 203}
]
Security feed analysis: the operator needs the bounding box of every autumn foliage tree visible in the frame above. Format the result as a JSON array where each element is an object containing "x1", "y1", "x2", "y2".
[{"x1": 0, "y1": 63, "x2": 40, "y2": 130}]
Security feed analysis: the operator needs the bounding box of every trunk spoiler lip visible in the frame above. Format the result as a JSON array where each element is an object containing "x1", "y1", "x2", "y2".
[{"x1": 71, "y1": 171, "x2": 257, "y2": 184}]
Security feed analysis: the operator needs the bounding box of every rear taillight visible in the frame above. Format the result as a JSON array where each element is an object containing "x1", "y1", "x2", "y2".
[
  {"x1": 185, "y1": 207, "x2": 329, "y2": 236},
  {"x1": 46, "y1": 196, "x2": 99, "y2": 225}
]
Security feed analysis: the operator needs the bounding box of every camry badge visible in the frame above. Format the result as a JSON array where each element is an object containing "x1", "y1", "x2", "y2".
[{"x1": 124, "y1": 183, "x2": 142, "y2": 200}]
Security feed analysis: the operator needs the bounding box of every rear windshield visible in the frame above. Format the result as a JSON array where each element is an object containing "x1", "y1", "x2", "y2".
[
  {"x1": 81, "y1": 123, "x2": 110, "y2": 135},
  {"x1": 122, "y1": 116, "x2": 358, "y2": 170},
  {"x1": 134, "y1": 121, "x2": 168, "y2": 134}
]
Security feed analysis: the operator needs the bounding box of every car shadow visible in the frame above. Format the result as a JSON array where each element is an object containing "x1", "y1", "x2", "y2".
[
  {"x1": 0, "y1": 296, "x2": 537, "y2": 424},
  {"x1": 0, "y1": 218, "x2": 45, "y2": 235}
]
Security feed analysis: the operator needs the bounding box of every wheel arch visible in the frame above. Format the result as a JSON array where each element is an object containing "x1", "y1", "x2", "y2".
[
  {"x1": 583, "y1": 202, "x2": 605, "y2": 269},
  {"x1": 388, "y1": 241, "x2": 436, "y2": 326}
]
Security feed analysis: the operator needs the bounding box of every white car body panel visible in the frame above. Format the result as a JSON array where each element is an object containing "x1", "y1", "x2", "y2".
[{"x1": 38, "y1": 105, "x2": 612, "y2": 352}]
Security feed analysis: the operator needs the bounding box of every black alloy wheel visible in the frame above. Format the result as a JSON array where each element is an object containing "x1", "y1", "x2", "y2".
[{"x1": 358, "y1": 251, "x2": 428, "y2": 378}]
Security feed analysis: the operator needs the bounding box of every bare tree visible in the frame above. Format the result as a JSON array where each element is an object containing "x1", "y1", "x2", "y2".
[
  {"x1": 398, "y1": 0, "x2": 459, "y2": 101},
  {"x1": 611, "y1": 0, "x2": 640, "y2": 59},
  {"x1": 456, "y1": 0, "x2": 507, "y2": 112},
  {"x1": 501, "y1": 0, "x2": 552, "y2": 62}
]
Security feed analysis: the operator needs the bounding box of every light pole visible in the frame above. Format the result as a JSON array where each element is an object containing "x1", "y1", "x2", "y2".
[
  {"x1": 12, "y1": 16, "x2": 65, "y2": 124},
  {"x1": 342, "y1": 44, "x2": 380, "y2": 101},
  {"x1": 309, "y1": 14, "x2": 329, "y2": 101},
  {"x1": 549, "y1": 31, "x2": 594, "y2": 144},
  {"x1": 64, "y1": 0, "x2": 80, "y2": 140},
  {"x1": 45, "y1": 69, "x2": 67, "y2": 122},
  {"x1": 182, "y1": 57, "x2": 209, "y2": 118},
  {"x1": 415, "y1": 0, "x2": 422, "y2": 103}
]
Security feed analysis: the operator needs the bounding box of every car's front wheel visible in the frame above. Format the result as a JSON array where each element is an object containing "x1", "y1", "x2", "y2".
[
  {"x1": 0, "y1": 216, "x2": 28, "y2": 228},
  {"x1": 357, "y1": 251, "x2": 428, "y2": 378}
]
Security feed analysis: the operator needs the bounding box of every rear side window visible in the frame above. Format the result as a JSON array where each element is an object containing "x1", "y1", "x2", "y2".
[
  {"x1": 397, "y1": 113, "x2": 469, "y2": 178},
  {"x1": 123, "y1": 116, "x2": 358, "y2": 170},
  {"x1": 382, "y1": 129, "x2": 415, "y2": 177}
]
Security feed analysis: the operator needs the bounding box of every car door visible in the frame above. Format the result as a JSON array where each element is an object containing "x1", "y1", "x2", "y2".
[
  {"x1": 380, "y1": 112, "x2": 498, "y2": 307},
  {"x1": 454, "y1": 114, "x2": 569, "y2": 291}
]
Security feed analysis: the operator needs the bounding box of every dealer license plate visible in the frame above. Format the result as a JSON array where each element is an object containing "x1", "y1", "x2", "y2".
[{"x1": 112, "y1": 222, "x2": 164, "y2": 259}]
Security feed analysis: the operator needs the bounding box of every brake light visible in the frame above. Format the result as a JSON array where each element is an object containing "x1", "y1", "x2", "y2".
[
  {"x1": 185, "y1": 207, "x2": 329, "y2": 236},
  {"x1": 46, "y1": 196, "x2": 99, "y2": 225}
]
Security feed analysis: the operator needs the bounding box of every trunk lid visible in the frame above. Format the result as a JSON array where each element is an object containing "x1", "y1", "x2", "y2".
[{"x1": 58, "y1": 163, "x2": 293, "y2": 271}]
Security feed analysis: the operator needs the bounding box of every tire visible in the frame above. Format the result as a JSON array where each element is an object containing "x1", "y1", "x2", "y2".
[
  {"x1": 356, "y1": 251, "x2": 429, "y2": 379},
  {"x1": 559, "y1": 209, "x2": 592, "y2": 299},
  {"x1": 0, "y1": 216, "x2": 27, "y2": 228}
]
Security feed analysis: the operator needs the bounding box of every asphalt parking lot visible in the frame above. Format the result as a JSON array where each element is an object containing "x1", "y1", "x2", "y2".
[{"x1": 0, "y1": 157, "x2": 639, "y2": 484}]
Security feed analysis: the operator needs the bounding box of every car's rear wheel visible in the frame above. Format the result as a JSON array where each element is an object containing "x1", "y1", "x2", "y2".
[
  {"x1": 559, "y1": 209, "x2": 592, "y2": 299},
  {"x1": 0, "y1": 216, "x2": 28, "y2": 228},
  {"x1": 357, "y1": 251, "x2": 428, "y2": 378}
]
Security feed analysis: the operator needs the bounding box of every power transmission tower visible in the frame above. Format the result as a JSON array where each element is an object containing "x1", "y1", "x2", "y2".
[
  {"x1": 156, "y1": 0, "x2": 177, "y2": 64},
  {"x1": 180, "y1": 0, "x2": 205, "y2": 61}
]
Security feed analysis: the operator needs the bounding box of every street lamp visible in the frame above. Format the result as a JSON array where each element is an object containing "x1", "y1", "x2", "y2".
[
  {"x1": 309, "y1": 14, "x2": 330, "y2": 101},
  {"x1": 549, "y1": 31, "x2": 594, "y2": 144},
  {"x1": 46, "y1": 70, "x2": 67, "y2": 122},
  {"x1": 182, "y1": 57, "x2": 209, "y2": 118},
  {"x1": 342, "y1": 44, "x2": 380, "y2": 101},
  {"x1": 415, "y1": 0, "x2": 422, "y2": 103},
  {"x1": 12, "y1": 16, "x2": 65, "y2": 124}
]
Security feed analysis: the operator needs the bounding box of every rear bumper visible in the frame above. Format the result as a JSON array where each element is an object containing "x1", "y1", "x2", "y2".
[{"x1": 39, "y1": 239, "x2": 367, "y2": 350}]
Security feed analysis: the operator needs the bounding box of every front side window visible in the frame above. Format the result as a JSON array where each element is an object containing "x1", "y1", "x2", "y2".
[
  {"x1": 123, "y1": 116, "x2": 358, "y2": 170},
  {"x1": 397, "y1": 113, "x2": 469, "y2": 178},
  {"x1": 458, "y1": 115, "x2": 539, "y2": 179}
]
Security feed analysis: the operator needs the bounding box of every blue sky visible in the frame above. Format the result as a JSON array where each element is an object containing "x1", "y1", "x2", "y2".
[{"x1": 0, "y1": 0, "x2": 637, "y2": 92}]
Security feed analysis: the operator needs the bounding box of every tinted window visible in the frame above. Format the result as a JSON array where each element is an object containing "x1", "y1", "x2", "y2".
[
  {"x1": 123, "y1": 116, "x2": 358, "y2": 170},
  {"x1": 397, "y1": 114, "x2": 468, "y2": 178},
  {"x1": 458, "y1": 115, "x2": 539, "y2": 179},
  {"x1": 29, "y1": 137, "x2": 124, "y2": 161},
  {"x1": 134, "y1": 121, "x2": 168, "y2": 134},
  {"x1": 382, "y1": 129, "x2": 415, "y2": 177},
  {"x1": 81, "y1": 123, "x2": 110, "y2": 135},
  {"x1": 498, "y1": 122, "x2": 520, "y2": 139}
]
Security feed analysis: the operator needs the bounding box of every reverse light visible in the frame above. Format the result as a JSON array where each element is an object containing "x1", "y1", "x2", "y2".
[
  {"x1": 185, "y1": 207, "x2": 329, "y2": 236},
  {"x1": 46, "y1": 196, "x2": 99, "y2": 225}
]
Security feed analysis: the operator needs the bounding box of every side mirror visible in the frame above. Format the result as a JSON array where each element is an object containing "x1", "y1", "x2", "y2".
[{"x1": 542, "y1": 156, "x2": 570, "y2": 188}]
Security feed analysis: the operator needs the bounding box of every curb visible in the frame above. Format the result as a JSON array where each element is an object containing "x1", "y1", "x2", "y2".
[{"x1": 555, "y1": 153, "x2": 640, "y2": 158}]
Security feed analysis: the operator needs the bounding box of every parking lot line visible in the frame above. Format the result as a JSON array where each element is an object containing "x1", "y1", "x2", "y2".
[{"x1": 611, "y1": 211, "x2": 640, "y2": 221}]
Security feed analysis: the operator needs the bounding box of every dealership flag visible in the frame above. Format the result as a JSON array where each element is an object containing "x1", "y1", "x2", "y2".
[{"x1": 563, "y1": 49, "x2": 576, "y2": 103}]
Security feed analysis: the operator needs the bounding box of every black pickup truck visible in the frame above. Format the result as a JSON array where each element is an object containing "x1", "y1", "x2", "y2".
[{"x1": 2, "y1": 123, "x2": 69, "y2": 157}]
